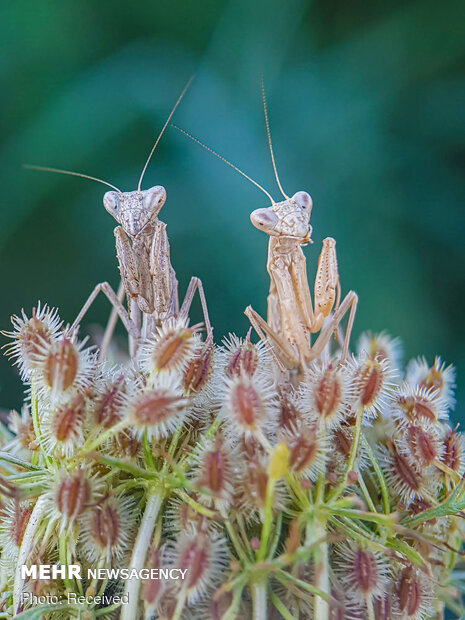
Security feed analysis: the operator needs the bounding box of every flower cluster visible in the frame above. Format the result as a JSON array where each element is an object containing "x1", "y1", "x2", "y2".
[{"x1": 0, "y1": 310, "x2": 464, "y2": 619}]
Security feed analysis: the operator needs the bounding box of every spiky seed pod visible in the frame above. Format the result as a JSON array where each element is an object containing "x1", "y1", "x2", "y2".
[
  {"x1": 333, "y1": 541, "x2": 390, "y2": 605},
  {"x1": 125, "y1": 375, "x2": 188, "y2": 441},
  {"x1": 196, "y1": 590, "x2": 239, "y2": 620},
  {"x1": 80, "y1": 494, "x2": 137, "y2": 562},
  {"x1": 394, "y1": 565, "x2": 433, "y2": 619},
  {"x1": 192, "y1": 435, "x2": 236, "y2": 509},
  {"x1": 1, "y1": 303, "x2": 62, "y2": 380},
  {"x1": 240, "y1": 435, "x2": 268, "y2": 461},
  {"x1": 219, "y1": 373, "x2": 277, "y2": 441},
  {"x1": 8, "y1": 406, "x2": 35, "y2": 450},
  {"x1": 183, "y1": 341, "x2": 215, "y2": 394},
  {"x1": 399, "y1": 423, "x2": 444, "y2": 468},
  {"x1": 164, "y1": 496, "x2": 206, "y2": 534},
  {"x1": 110, "y1": 429, "x2": 141, "y2": 459},
  {"x1": 142, "y1": 547, "x2": 166, "y2": 613},
  {"x1": 380, "y1": 440, "x2": 438, "y2": 506},
  {"x1": 372, "y1": 593, "x2": 394, "y2": 620},
  {"x1": 406, "y1": 356, "x2": 456, "y2": 411},
  {"x1": 276, "y1": 386, "x2": 303, "y2": 431},
  {"x1": 328, "y1": 422, "x2": 367, "y2": 478},
  {"x1": 272, "y1": 563, "x2": 314, "y2": 618},
  {"x1": 235, "y1": 458, "x2": 268, "y2": 516},
  {"x1": 330, "y1": 587, "x2": 365, "y2": 620},
  {"x1": 0, "y1": 500, "x2": 33, "y2": 559},
  {"x1": 357, "y1": 331, "x2": 402, "y2": 370},
  {"x1": 21, "y1": 549, "x2": 66, "y2": 603},
  {"x1": 234, "y1": 455, "x2": 288, "y2": 519},
  {"x1": 392, "y1": 382, "x2": 448, "y2": 428},
  {"x1": 47, "y1": 468, "x2": 97, "y2": 532},
  {"x1": 299, "y1": 360, "x2": 350, "y2": 429},
  {"x1": 139, "y1": 317, "x2": 200, "y2": 375},
  {"x1": 164, "y1": 528, "x2": 229, "y2": 604},
  {"x1": 442, "y1": 427, "x2": 465, "y2": 478},
  {"x1": 154, "y1": 594, "x2": 178, "y2": 620},
  {"x1": 31, "y1": 335, "x2": 94, "y2": 403},
  {"x1": 93, "y1": 373, "x2": 126, "y2": 428},
  {"x1": 348, "y1": 352, "x2": 394, "y2": 419},
  {"x1": 221, "y1": 333, "x2": 266, "y2": 378},
  {"x1": 280, "y1": 422, "x2": 326, "y2": 480},
  {"x1": 42, "y1": 393, "x2": 85, "y2": 457}
]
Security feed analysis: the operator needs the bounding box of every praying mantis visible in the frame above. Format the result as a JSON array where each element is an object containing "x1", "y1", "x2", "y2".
[
  {"x1": 173, "y1": 82, "x2": 357, "y2": 374},
  {"x1": 26, "y1": 79, "x2": 212, "y2": 359}
]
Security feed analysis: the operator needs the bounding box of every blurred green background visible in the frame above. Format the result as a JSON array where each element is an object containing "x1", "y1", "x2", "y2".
[{"x1": 0, "y1": 0, "x2": 464, "y2": 418}]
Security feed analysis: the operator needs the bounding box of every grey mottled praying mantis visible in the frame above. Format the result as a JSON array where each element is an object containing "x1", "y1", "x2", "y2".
[
  {"x1": 173, "y1": 81, "x2": 357, "y2": 374},
  {"x1": 25, "y1": 78, "x2": 212, "y2": 359}
]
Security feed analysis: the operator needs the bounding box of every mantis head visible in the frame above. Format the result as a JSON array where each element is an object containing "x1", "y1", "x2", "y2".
[
  {"x1": 103, "y1": 186, "x2": 167, "y2": 238},
  {"x1": 250, "y1": 191, "x2": 313, "y2": 240}
]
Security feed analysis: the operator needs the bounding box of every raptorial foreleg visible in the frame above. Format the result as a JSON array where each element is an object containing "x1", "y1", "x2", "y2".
[{"x1": 269, "y1": 260, "x2": 311, "y2": 363}]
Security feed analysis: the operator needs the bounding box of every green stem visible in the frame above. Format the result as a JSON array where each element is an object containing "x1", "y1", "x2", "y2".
[
  {"x1": 13, "y1": 495, "x2": 46, "y2": 612},
  {"x1": 270, "y1": 590, "x2": 293, "y2": 620},
  {"x1": 59, "y1": 533, "x2": 75, "y2": 592},
  {"x1": 362, "y1": 435, "x2": 390, "y2": 514},
  {"x1": 366, "y1": 594, "x2": 375, "y2": 620},
  {"x1": 30, "y1": 384, "x2": 52, "y2": 466},
  {"x1": 174, "y1": 489, "x2": 216, "y2": 519},
  {"x1": 306, "y1": 519, "x2": 329, "y2": 620},
  {"x1": 257, "y1": 478, "x2": 275, "y2": 561},
  {"x1": 222, "y1": 583, "x2": 246, "y2": 620},
  {"x1": 0, "y1": 452, "x2": 41, "y2": 470},
  {"x1": 277, "y1": 570, "x2": 333, "y2": 602},
  {"x1": 121, "y1": 487, "x2": 164, "y2": 620},
  {"x1": 171, "y1": 580, "x2": 189, "y2": 620},
  {"x1": 251, "y1": 579, "x2": 267, "y2": 620},
  {"x1": 328, "y1": 406, "x2": 363, "y2": 502},
  {"x1": 143, "y1": 432, "x2": 156, "y2": 470},
  {"x1": 81, "y1": 419, "x2": 128, "y2": 454},
  {"x1": 358, "y1": 474, "x2": 377, "y2": 514}
]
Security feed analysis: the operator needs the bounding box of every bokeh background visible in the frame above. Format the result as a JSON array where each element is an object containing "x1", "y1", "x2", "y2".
[{"x1": 0, "y1": 0, "x2": 464, "y2": 418}]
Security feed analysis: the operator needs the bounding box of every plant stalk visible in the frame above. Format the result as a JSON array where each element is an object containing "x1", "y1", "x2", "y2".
[
  {"x1": 121, "y1": 487, "x2": 164, "y2": 620},
  {"x1": 13, "y1": 495, "x2": 47, "y2": 613},
  {"x1": 251, "y1": 579, "x2": 267, "y2": 620},
  {"x1": 307, "y1": 519, "x2": 330, "y2": 620}
]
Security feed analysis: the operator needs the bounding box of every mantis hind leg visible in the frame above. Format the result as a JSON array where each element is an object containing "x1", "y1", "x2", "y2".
[
  {"x1": 68, "y1": 281, "x2": 139, "y2": 350},
  {"x1": 98, "y1": 280, "x2": 125, "y2": 362},
  {"x1": 244, "y1": 304, "x2": 299, "y2": 371}
]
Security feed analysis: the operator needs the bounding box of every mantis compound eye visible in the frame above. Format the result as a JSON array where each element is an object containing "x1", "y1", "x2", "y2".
[
  {"x1": 103, "y1": 191, "x2": 121, "y2": 217},
  {"x1": 293, "y1": 191, "x2": 313, "y2": 212},
  {"x1": 103, "y1": 191, "x2": 118, "y2": 210}
]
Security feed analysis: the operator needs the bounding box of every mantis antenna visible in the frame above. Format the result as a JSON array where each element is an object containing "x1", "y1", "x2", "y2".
[
  {"x1": 171, "y1": 124, "x2": 275, "y2": 204},
  {"x1": 137, "y1": 75, "x2": 195, "y2": 193},
  {"x1": 22, "y1": 165, "x2": 122, "y2": 193},
  {"x1": 260, "y1": 77, "x2": 288, "y2": 200}
]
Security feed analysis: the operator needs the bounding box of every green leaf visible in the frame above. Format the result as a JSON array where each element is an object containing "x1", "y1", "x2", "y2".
[{"x1": 14, "y1": 604, "x2": 74, "y2": 619}]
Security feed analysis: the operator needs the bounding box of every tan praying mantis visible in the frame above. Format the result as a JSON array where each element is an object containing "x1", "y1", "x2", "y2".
[
  {"x1": 25, "y1": 78, "x2": 212, "y2": 359},
  {"x1": 173, "y1": 82, "x2": 357, "y2": 374}
]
